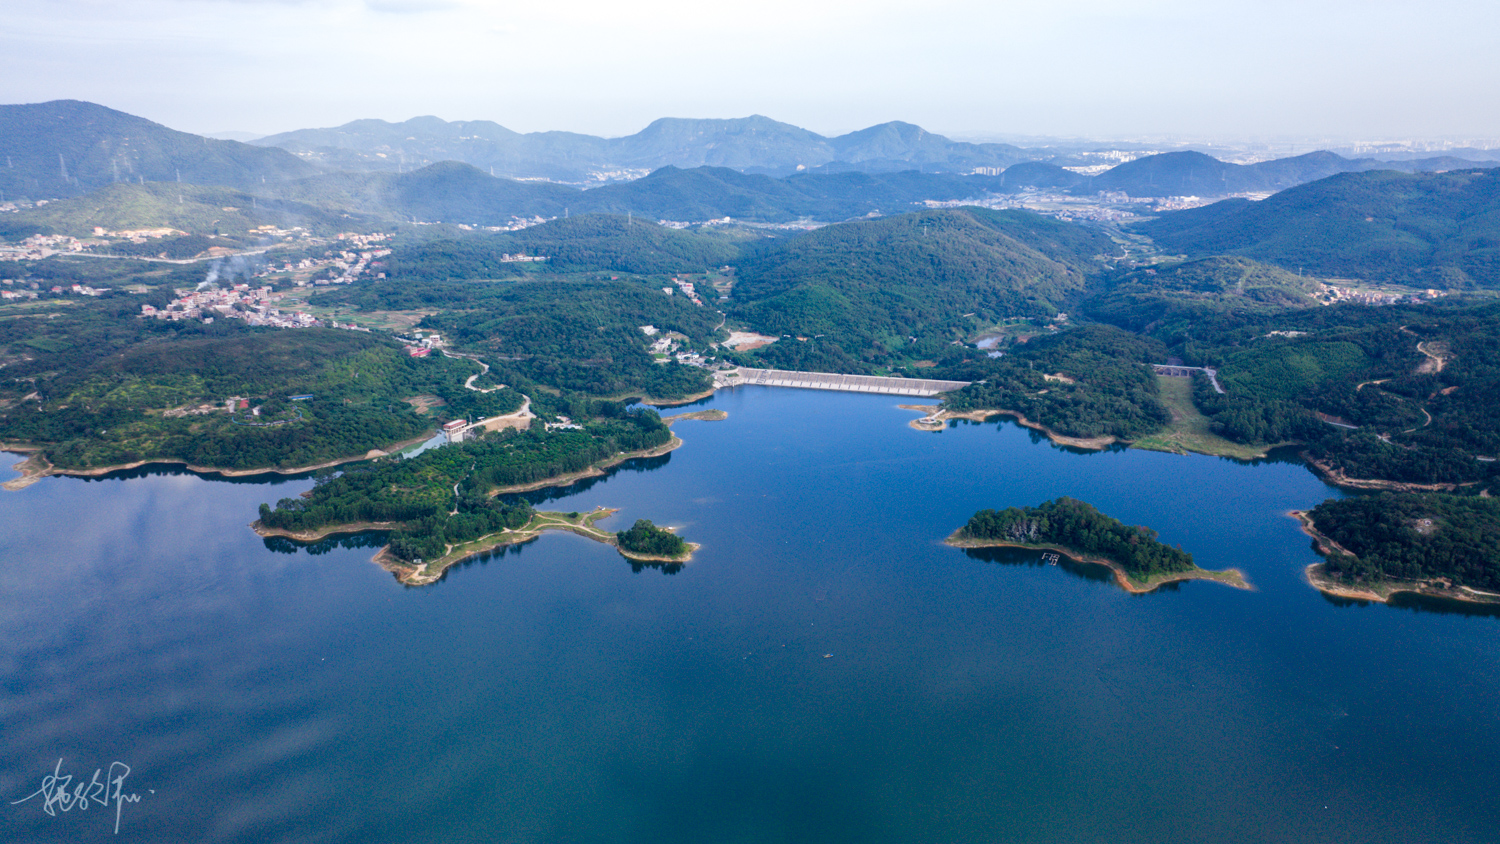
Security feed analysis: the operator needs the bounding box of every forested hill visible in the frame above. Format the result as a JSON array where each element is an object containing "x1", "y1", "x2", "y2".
[
  {"x1": 0, "y1": 100, "x2": 317, "y2": 200},
  {"x1": 382, "y1": 215, "x2": 741, "y2": 279},
  {"x1": 730, "y1": 208, "x2": 1116, "y2": 353},
  {"x1": 1082, "y1": 256, "x2": 1321, "y2": 332},
  {"x1": 1085, "y1": 150, "x2": 1481, "y2": 198},
  {"x1": 2, "y1": 182, "x2": 377, "y2": 238},
  {"x1": 263, "y1": 162, "x2": 1009, "y2": 226},
  {"x1": 1137, "y1": 167, "x2": 1500, "y2": 287},
  {"x1": 266, "y1": 161, "x2": 576, "y2": 224}
]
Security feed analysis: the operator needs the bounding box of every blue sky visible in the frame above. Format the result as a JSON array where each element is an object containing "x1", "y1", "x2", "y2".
[{"x1": 4, "y1": 0, "x2": 1497, "y2": 142}]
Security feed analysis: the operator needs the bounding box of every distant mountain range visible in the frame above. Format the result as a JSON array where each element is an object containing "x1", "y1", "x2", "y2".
[
  {"x1": 0, "y1": 100, "x2": 317, "y2": 200},
  {"x1": 250, "y1": 115, "x2": 1036, "y2": 182},
  {"x1": 261, "y1": 161, "x2": 1010, "y2": 225},
  {"x1": 989, "y1": 150, "x2": 1497, "y2": 198},
  {"x1": 4, "y1": 99, "x2": 1500, "y2": 232}
]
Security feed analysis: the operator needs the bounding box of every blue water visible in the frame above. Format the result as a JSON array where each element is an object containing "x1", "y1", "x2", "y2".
[{"x1": 2, "y1": 387, "x2": 1498, "y2": 843}]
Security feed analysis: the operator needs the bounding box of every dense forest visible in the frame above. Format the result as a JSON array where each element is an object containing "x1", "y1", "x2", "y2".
[
  {"x1": 940, "y1": 325, "x2": 1171, "y2": 440},
  {"x1": 1137, "y1": 167, "x2": 1500, "y2": 287},
  {"x1": 728, "y1": 208, "x2": 1115, "y2": 365},
  {"x1": 382, "y1": 214, "x2": 742, "y2": 278},
  {"x1": 0, "y1": 307, "x2": 502, "y2": 470},
  {"x1": 259, "y1": 406, "x2": 672, "y2": 562},
  {"x1": 313, "y1": 276, "x2": 719, "y2": 397},
  {"x1": 956, "y1": 497, "x2": 1194, "y2": 577},
  {"x1": 616, "y1": 519, "x2": 690, "y2": 558},
  {"x1": 1308, "y1": 493, "x2": 1500, "y2": 591}
]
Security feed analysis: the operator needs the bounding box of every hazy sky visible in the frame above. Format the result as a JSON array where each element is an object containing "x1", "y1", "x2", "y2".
[{"x1": 5, "y1": 0, "x2": 1499, "y2": 142}]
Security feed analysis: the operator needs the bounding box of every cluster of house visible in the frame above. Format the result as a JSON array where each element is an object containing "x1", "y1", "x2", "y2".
[
  {"x1": 400, "y1": 332, "x2": 445, "y2": 357},
  {"x1": 664, "y1": 277, "x2": 705, "y2": 305},
  {"x1": 1317, "y1": 284, "x2": 1446, "y2": 306},
  {"x1": 141, "y1": 284, "x2": 320, "y2": 328},
  {"x1": 0, "y1": 234, "x2": 84, "y2": 262}
]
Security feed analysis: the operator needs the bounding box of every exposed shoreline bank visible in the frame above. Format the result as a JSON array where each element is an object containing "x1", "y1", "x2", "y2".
[
  {"x1": 900, "y1": 405, "x2": 1118, "y2": 450},
  {"x1": 2, "y1": 431, "x2": 437, "y2": 492},
  {"x1": 1289, "y1": 510, "x2": 1500, "y2": 605},
  {"x1": 352, "y1": 508, "x2": 698, "y2": 586},
  {"x1": 944, "y1": 533, "x2": 1252, "y2": 594}
]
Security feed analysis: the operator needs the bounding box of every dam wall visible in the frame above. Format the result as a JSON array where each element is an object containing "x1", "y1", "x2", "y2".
[{"x1": 721, "y1": 368, "x2": 970, "y2": 397}]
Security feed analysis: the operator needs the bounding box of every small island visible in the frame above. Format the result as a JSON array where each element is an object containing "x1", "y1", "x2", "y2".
[
  {"x1": 1295, "y1": 493, "x2": 1500, "y2": 606},
  {"x1": 946, "y1": 497, "x2": 1250, "y2": 593},
  {"x1": 616, "y1": 518, "x2": 697, "y2": 562}
]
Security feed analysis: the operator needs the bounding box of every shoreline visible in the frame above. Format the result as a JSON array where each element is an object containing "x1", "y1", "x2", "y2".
[
  {"x1": 1297, "y1": 453, "x2": 1477, "y2": 492},
  {"x1": 252, "y1": 520, "x2": 403, "y2": 543},
  {"x1": 364, "y1": 508, "x2": 697, "y2": 586},
  {"x1": 944, "y1": 533, "x2": 1252, "y2": 594},
  {"x1": 1, "y1": 431, "x2": 437, "y2": 492},
  {"x1": 642, "y1": 387, "x2": 718, "y2": 407},
  {"x1": 663, "y1": 409, "x2": 728, "y2": 426},
  {"x1": 900, "y1": 405, "x2": 1118, "y2": 450},
  {"x1": 487, "y1": 435, "x2": 684, "y2": 495},
  {"x1": 1289, "y1": 510, "x2": 1500, "y2": 605}
]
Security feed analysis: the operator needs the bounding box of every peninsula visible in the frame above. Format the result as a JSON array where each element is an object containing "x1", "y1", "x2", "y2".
[
  {"x1": 1294, "y1": 494, "x2": 1500, "y2": 606},
  {"x1": 946, "y1": 497, "x2": 1250, "y2": 593},
  {"x1": 258, "y1": 506, "x2": 696, "y2": 586}
]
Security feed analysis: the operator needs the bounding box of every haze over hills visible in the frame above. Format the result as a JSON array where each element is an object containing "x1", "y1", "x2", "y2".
[
  {"x1": 251, "y1": 114, "x2": 1035, "y2": 182},
  {"x1": 0, "y1": 100, "x2": 318, "y2": 200}
]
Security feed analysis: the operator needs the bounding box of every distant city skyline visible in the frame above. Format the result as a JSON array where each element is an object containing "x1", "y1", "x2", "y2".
[{"x1": 5, "y1": 0, "x2": 1499, "y2": 145}]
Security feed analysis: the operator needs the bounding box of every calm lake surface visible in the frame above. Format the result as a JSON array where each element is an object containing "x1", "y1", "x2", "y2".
[{"x1": 3, "y1": 386, "x2": 1498, "y2": 843}]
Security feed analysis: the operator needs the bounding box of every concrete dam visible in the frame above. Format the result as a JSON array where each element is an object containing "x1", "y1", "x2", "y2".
[{"x1": 719, "y1": 368, "x2": 971, "y2": 398}]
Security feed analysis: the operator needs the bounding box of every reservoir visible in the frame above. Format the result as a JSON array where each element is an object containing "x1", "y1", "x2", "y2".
[{"x1": 2, "y1": 386, "x2": 1497, "y2": 843}]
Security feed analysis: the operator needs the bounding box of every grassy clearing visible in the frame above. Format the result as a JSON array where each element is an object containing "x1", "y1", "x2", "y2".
[
  {"x1": 1132, "y1": 375, "x2": 1272, "y2": 460},
  {"x1": 276, "y1": 287, "x2": 435, "y2": 332}
]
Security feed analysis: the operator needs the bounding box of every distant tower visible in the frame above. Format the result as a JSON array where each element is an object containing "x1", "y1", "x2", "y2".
[
  {"x1": 58, "y1": 154, "x2": 68, "y2": 181},
  {"x1": 176, "y1": 168, "x2": 181, "y2": 183}
]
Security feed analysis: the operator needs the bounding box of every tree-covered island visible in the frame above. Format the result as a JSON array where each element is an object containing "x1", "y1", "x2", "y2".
[
  {"x1": 1297, "y1": 493, "x2": 1500, "y2": 605},
  {"x1": 947, "y1": 497, "x2": 1249, "y2": 593},
  {"x1": 616, "y1": 518, "x2": 695, "y2": 562}
]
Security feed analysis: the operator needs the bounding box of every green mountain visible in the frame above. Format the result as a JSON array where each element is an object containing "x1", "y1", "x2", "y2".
[
  {"x1": 3, "y1": 181, "x2": 376, "y2": 238},
  {"x1": 258, "y1": 161, "x2": 1012, "y2": 225},
  {"x1": 1137, "y1": 167, "x2": 1500, "y2": 286},
  {"x1": 730, "y1": 208, "x2": 1116, "y2": 354},
  {"x1": 267, "y1": 161, "x2": 576, "y2": 224},
  {"x1": 0, "y1": 100, "x2": 317, "y2": 200},
  {"x1": 579, "y1": 166, "x2": 1008, "y2": 222},
  {"x1": 1083, "y1": 256, "x2": 1321, "y2": 332},
  {"x1": 1090, "y1": 150, "x2": 1489, "y2": 198},
  {"x1": 385, "y1": 214, "x2": 740, "y2": 278}
]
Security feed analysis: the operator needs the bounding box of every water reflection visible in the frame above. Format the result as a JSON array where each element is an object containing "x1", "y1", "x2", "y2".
[
  {"x1": 1317, "y1": 585, "x2": 1500, "y2": 617},
  {"x1": 514, "y1": 452, "x2": 673, "y2": 507},
  {"x1": 263, "y1": 531, "x2": 389, "y2": 556},
  {"x1": 79, "y1": 461, "x2": 319, "y2": 486},
  {"x1": 962, "y1": 545, "x2": 1114, "y2": 585}
]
